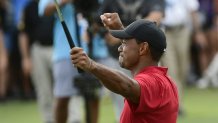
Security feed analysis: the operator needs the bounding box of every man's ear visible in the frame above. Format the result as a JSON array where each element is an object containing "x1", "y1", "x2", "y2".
[{"x1": 139, "y1": 42, "x2": 149, "y2": 56}]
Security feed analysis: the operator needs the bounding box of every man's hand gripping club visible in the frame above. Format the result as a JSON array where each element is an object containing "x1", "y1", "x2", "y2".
[{"x1": 70, "y1": 47, "x2": 95, "y2": 72}]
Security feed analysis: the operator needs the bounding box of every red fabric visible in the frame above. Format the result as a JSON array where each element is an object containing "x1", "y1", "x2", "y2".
[{"x1": 120, "y1": 66, "x2": 179, "y2": 123}]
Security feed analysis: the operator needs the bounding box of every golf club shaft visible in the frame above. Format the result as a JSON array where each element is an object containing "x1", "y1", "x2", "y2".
[{"x1": 54, "y1": 0, "x2": 83, "y2": 73}]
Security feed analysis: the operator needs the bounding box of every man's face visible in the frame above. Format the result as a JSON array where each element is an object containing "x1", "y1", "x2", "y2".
[{"x1": 118, "y1": 39, "x2": 141, "y2": 70}]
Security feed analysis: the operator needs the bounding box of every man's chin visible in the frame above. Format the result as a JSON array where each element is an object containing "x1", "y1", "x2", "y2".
[
  {"x1": 119, "y1": 61, "x2": 127, "y2": 69},
  {"x1": 119, "y1": 63, "x2": 124, "y2": 68},
  {"x1": 119, "y1": 56, "x2": 123, "y2": 61},
  {"x1": 118, "y1": 60, "x2": 124, "y2": 68}
]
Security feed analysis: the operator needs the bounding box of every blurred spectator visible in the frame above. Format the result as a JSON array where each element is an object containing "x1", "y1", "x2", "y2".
[
  {"x1": 0, "y1": 0, "x2": 9, "y2": 102},
  {"x1": 161, "y1": 0, "x2": 205, "y2": 115},
  {"x1": 197, "y1": 0, "x2": 218, "y2": 89},
  {"x1": 0, "y1": 29, "x2": 8, "y2": 102},
  {"x1": 98, "y1": 0, "x2": 165, "y2": 122},
  {"x1": 19, "y1": 0, "x2": 55, "y2": 122},
  {"x1": 39, "y1": 0, "x2": 88, "y2": 122},
  {"x1": 197, "y1": 53, "x2": 218, "y2": 89},
  {"x1": 0, "y1": 0, "x2": 13, "y2": 101},
  {"x1": 6, "y1": 0, "x2": 33, "y2": 100},
  {"x1": 189, "y1": 0, "x2": 218, "y2": 83}
]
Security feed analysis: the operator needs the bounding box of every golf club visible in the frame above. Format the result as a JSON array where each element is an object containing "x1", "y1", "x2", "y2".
[{"x1": 54, "y1": 0, "x2": 83, "y2": 73}]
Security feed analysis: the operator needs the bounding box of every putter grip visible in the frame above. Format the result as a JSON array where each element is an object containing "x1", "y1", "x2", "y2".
[{"x1": 61, "y1": 21, "x2": 84, "y2": 73}]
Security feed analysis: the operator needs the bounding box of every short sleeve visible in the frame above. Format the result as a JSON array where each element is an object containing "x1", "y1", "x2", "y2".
[{"x1": 128, "y1": 74, "x2": 162, "y2": 113}]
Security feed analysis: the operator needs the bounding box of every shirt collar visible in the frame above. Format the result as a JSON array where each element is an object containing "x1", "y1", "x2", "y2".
[{"x1": 135, "y1": 66, "x2": 168, "y2": 76}]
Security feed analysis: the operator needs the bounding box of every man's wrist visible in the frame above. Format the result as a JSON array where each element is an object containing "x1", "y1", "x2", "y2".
[{"x1": 88, "y1": 59, "x2": 97, "y2": 72}]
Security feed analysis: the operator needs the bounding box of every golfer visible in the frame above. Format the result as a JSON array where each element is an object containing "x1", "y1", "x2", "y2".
[{"x1": 70, "y1": 13, "x2": 179, "y2": 123}]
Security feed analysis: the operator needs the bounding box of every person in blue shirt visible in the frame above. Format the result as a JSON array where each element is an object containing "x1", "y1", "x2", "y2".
[{"x1": 39, "y1": 0, "x2": 87, "y2": 123}]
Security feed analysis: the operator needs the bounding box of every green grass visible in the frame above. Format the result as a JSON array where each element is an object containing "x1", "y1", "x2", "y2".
[
  {"x1": 0, "y1": 87, "x2": 218, "y2": 123},
  {"x1": 178, "y1": 88, "x2": 218, "y2": 123},
  {"x1": 0, "y1": 100, "x2": 41, "y2": 123}
]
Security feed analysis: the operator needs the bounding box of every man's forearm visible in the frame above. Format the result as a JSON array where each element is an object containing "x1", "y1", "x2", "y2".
[
  {"x1": 0, "y1": 29, "x2": 5, "y2": 54},
  {"x1": 89, "y1": 61, "x2": 139, "y2": 103},
  {"x1": 18, "y1": 32, "x2": 30, "y2": 59}
]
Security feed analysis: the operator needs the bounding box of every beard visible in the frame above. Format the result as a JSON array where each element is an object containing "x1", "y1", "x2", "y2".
[{"x1": 119, "y1": 54, "x2": 139, "y2": 71}]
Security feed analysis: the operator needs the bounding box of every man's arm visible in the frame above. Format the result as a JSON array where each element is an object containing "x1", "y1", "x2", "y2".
[
  {"x1": 70, "y1": 47, "x2": 140, "y2": 104},
  {"x1": 18, "y1": 32, "x2": 32, "y2": 76},
  {"x1": 100, "y1": 13, "x2": 123, "y2": 45},
  {"x1": 18, "y1": 7, "x2": 32, "y2": 76},
  {"x1": 0, "y1": 29, "x2": 8, "y2": 72},
  {"x1": 90, "y1": 62, "x2": 140, "y2": 104},
  {"x1": 0, "y1": 29, "x2": 7, "y2": 59},
  {"x1": 0, "y1": 29, "x2": 4, "y2": 54},
  {"x1": 100, "y1": 13, "x2": 124, "y2": 30}
]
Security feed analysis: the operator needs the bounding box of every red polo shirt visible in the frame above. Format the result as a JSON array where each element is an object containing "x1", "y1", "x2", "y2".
[{"x1": 120, "y1": 66, "x2": 179, "y2": 123}]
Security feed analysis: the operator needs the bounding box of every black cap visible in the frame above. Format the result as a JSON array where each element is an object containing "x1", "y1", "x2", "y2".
[{"x1": 110, "y1": 19, "x2": 166, "y2": 52}]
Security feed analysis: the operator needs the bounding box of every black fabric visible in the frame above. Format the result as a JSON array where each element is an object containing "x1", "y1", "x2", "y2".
[
  {"x1": 110, "y1": 19, "x2": 166, "y2": 52},
  {"x1": 0, "y1": 7, "x2": 6, "y2": 29},
  {"x1": 23, "y1": 1, "x2": 53, "y2": 46},
  {"x1": 74, "y1": 0, "x2": 100, "y2": 22},
  {"x1": 74, "y1": 0, "x2": 99, "y2": 14}
]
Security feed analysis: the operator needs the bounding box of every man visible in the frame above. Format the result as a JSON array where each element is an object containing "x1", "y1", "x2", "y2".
[
  {"x1": 98, "y1": 1, "x2": 165, "y2": 121},
  {"x1": 197, "y1": 53, "x2": 218, "y2": 88},
  {"x1": 0, "y1": 29, "x2": 8, "y2": 102},
  {"x1": 70, "y1": 13, "x2": 179, "y2": 123},
  {"x1": 39, "y1": 0, "x2": 85, "y2": 122},
  {"x1": 0, "y1": 0, "x2": 9, "y2": 102},
  {"x1": 196, "y1": 0, "x2": 218, "y2": 89},
  {"x1": 161, "y1": 0, "x2": 205, "y2": 114},
  {"x1": 19, "y1": 0, "x2": 54, "y2": 122}
]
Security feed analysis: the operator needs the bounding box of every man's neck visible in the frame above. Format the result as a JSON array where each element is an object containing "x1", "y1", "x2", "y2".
[{"x1": 131, "y1": 60, "x2": 158, "y2": 76}]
